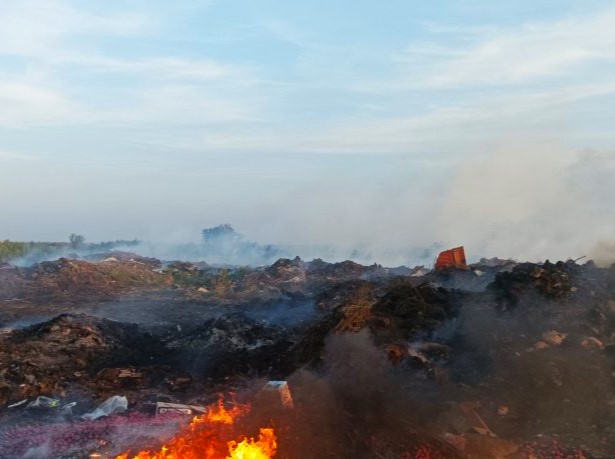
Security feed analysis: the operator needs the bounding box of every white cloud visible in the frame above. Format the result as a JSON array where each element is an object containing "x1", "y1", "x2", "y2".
[
  {"x1": 0, "y1": 0, "x2": 148, "y2": 60},
  {"x1": 397, "y1": 8, "x2": 615, "y2": 88},
  {"x1": 0, "y1": 149, "x2": 39, "y2": 161},
  {"x1": 99, "y1": 84, "x2": 261, "y2": 125},
  {"x1": 0, "y1": 0, "x2": 614, "y2": 158},
  {"x1": 81, "y1": 57, "x2": 231, "y2": 80},
  {"x1": 0, "y1": 80, "x2": 81, "y2": 127},
  {"x1": 0, "y1": 1, "x2": 262, "y2": 129}
]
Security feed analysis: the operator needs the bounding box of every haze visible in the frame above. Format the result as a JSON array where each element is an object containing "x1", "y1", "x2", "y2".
[{"x1": 2, "y1": 0, "x2": 615, "y2": 263}]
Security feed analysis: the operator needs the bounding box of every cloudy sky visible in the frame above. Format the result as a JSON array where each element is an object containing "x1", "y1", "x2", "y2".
[{"x1": 1, "y1": 0, "x2": 615, "y2": 263}]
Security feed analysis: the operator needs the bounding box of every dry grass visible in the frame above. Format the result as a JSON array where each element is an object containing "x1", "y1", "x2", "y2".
[{"x1": 334, "y1": 283, "x2": 376, "y2": 333}]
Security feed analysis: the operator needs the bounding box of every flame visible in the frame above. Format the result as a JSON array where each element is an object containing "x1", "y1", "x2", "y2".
[
  {"x1": 115, "y1": 398, "x2": 276, "y2": 459},
  {"x1": 227, "y1": 428, "x2": 276, "y2": 459}
]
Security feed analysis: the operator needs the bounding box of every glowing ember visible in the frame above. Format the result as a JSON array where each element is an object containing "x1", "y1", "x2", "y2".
[{"x1": 114, "y1": 398, "x2": 276, "y2": 459}]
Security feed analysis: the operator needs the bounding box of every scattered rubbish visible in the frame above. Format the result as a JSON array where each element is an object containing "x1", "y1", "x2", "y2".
[
  {"x1": 28, "y1": 396, "x2": 60, "y2": 409},
  {"x1": 82, "y1": 395, "x2": 127, "y2": 420},
  {"x1": 8, "y1": 399, "x2": 28, "y2": 409},
  {"x1": 262, "y1": 381, "x2": 294, "y2": 409},
  {"x1": 542, "y1": 330, "x2": 567, "y2": 346},
  {"x1": 61, "y1": 401, "x2": 77, "y2": 415},
  {"x1": 0, "y1": 250, "x2": 609, "y2": 457},
  {"x1": 529, "y1": 341, "x2": 550, "y2": 352},
  {"x1": 118, "y1": 368, "x2": 143, "y2": 379},
  {"x1": 409, "y1": 266, "x2": 430, "y2": 277},
  {"x1": 477, "y1": 257, "x2": 516, "y2": 268},
  {"x1": 443, "y1": 402, "x2": 495, "y2": 437},
  {"x1": 581, "y1": 336, "x2": 604, "y2": 350},
  {"x1": 155, "y1": 401, "x2": 206, "y2": 417},
  {"x1": 434, "y1": 246, "x2": 467, "y2": 270}
]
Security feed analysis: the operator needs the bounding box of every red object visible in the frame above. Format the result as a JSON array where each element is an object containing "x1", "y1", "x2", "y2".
[{"x1": 434, "y1": 246, "x2": 467, "y2": 270}]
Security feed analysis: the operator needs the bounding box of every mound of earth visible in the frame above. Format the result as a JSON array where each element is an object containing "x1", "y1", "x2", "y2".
[{"x1": 0, "y1": 314, "x2": 165, "y2": 405}]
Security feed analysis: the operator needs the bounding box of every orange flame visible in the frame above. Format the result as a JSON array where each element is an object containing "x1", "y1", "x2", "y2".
[
  {"x1": 227, "y1": 428, "x2": 277, "y2": 459},
  {"x1": 115, "y1": 398, "x2": 276, "y2": 459}
]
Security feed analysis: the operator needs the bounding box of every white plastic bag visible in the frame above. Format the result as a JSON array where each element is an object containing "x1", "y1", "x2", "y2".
[{"x1": 82, "y1": 395, "x2": 127, "y2": 420}]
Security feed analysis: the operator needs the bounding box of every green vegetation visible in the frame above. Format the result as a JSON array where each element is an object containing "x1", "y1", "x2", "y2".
[
  {"x1": 0, "y1": 237, "x2": 141, "y2": 264},
  {"x1": 0, "y1": 240, "x2": 64, "y2": 263},
  {"x1": 169, "y1": 269, "x2": 214, "y2": 288},
  {"x1": 0, "y1": 241, "x2": 29, "y2": 262}
]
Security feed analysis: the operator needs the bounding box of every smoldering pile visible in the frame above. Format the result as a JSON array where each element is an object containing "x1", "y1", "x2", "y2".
[{"x1": 0, "y1": 253, "x2": 614, "y2": 458}]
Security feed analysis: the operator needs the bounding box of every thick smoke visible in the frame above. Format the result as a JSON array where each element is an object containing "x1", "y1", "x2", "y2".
[
  {"x1": 218, "y1": 144, "x2": 615, "y2": 267},
  {"x1": 242, "y1": 330, "x2": 448, "y2": 458},
  {"x1": 6, "y1": 145, "x2": 615, "y2": 269},
  {"x1": 435, "y1": 143, "x2": 615, "y2": 263},
  {"x1": 589, "y1": 240, "x2": 615, "y2": 267}
]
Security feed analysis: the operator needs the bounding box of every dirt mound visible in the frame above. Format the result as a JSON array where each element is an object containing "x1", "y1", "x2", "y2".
[
  {"x1": 488, "y1": 260, "x2": 577, "y2": 307},
  {"x1": 370, "y1": 280, "x2": 462, "y2": 342},
  {"x1": 291, "y1": 279, "x2": 462, "y2": 368},
  {"x1": 0, "y1": 314, "x2": 164, "y2": 406},
  {"x1": 238, "y1": 257, "x2": 400, "y2": 298},
  {"x1": 85, "y1": 251, "x2": 163, "y2": 269},
  {"x1": 0, "y1": 258, "x2": 168, "y2": 304},
  {"x1": 166, "y1": 314, "x2": 295, "y2": 381},
  {"x1": 0, "y1": 264, "x2": 27, "y2": 300}
]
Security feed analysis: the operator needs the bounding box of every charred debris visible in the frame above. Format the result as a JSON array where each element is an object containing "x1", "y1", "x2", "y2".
[{"x1": 1, "y1": 250, "x2": 615, "y2": 458}]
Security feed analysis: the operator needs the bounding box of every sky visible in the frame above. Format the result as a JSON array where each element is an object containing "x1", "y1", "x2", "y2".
[{"x1": 1, "y1": 0, "x2": 615, "y2": 263}]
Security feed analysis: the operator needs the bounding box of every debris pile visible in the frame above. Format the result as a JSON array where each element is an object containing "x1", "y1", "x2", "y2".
[
  {"x1": 0, "y1": 314, "x2": 166, "y2": 405},
  {"x1": 488, "y1": 260, "x2": 579, "y2": 307},
  {"x1": 166, "y1": 314, "x2": 295, "y2": 380},
  {"x1": 0, "y1": 252, "x2": 614, "y2": 457},
  {"x1": 0, "y1": 257, "x2": 168, "y2": 305}
]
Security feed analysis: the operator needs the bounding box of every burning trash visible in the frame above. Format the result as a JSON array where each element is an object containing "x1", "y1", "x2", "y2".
[
  {"x1": 0, "y1": 251, "x2": 612, "y2": 458},
  {"x1": 114, "y1": 397, "x2": 276, "y2": 459}
]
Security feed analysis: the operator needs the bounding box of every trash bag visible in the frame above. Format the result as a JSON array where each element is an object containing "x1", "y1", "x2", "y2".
[{"x1": 82, "y1": 395, "x2": 127, "y2": 420}]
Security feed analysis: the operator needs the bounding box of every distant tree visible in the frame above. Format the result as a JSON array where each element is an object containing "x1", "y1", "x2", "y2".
[
  {"x1": 69, "y1": 233, "x2": 85, "y2": 249},
  {"x1": 202, "y1": 224, "x2": 237, "y2": 243}
]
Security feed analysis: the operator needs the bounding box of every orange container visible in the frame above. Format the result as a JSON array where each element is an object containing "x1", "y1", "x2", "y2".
[{"x1": 434, "y1": 246, "x2": 467, "y2": 270}]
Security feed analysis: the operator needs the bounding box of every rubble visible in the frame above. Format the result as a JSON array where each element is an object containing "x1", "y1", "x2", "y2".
[
  {"x1": 541, "y1": 330, "x2": 567, "y2": 346},
  {"x1": 0, "y1": 314, "x2": 167, "y2": 405},
  {"x1": 488, "y1": 261, "x2": 576, "y2": 307},
  {"x1": 165, "y1": 313, "x2": 296, "y2": 380},
  {"x1": 0, "y1": 254, "x2": 614, "y2": 457},
  {"x1": 0, "y1": 256, "x2": 169, "y2": 306}
]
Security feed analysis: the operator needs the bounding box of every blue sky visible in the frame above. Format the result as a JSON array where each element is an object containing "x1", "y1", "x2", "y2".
[{"x1": 1, "y1": 1, "x2": 615, "y2": 262}]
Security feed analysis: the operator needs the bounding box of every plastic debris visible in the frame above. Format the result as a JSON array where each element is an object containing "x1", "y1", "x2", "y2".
[
  {"x1": 8, "y1": 399, "x2": 28, "y2": 409},
  {"x1": 435, "y1": 247, "x2": 467, "y2": 270},
  {"x1": 263, "y1": 381, "x2": 294, "y2": 409},
  {"x1": 155, "y1": 402, "x2": 206, "y2": 417},
  {"x1": 28, "y1": 396, "x2": 60, "y2": 409},
  {"x1": 82, "y1": 395, "x2": 128, "y2": 420}
]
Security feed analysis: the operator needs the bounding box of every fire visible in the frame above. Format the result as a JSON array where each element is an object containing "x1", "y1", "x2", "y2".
[
  {"x1": 227, "y1": 428, "x2": 277, "y2": 459},
  {"x1": 115, "y1": 398, "x2": 276, "y2": 459}
]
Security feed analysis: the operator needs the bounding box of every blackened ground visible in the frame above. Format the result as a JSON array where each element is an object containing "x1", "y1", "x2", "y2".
[{"x1": 1, "y1": 256, "x2": 615, "y2": 457}]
